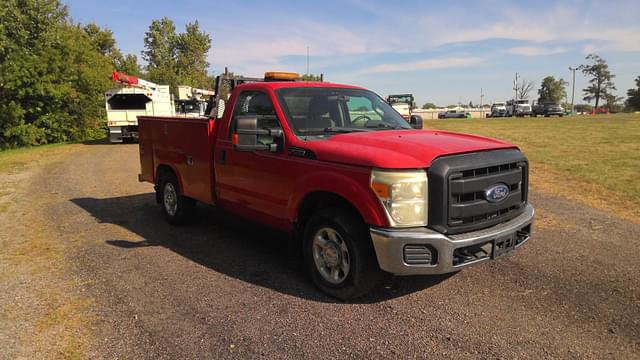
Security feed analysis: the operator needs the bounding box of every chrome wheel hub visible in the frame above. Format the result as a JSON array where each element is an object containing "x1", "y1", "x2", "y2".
[
  {"x1": 312, "y1": 227, "x2": 350, "y2": 285},
  {"x1": 163, "y1": 182, "x2": 178, "y2": 216}
]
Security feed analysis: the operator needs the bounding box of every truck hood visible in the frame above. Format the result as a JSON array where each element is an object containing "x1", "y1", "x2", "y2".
[{"x1": 300, "y1": 130, "x2": 516, "y2": 169}]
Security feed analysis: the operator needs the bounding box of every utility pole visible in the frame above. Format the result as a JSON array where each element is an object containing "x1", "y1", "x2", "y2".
[
  {"x1": 306, "y1": 46, "x2": 310, "y2": 75},
  {"x1": 514, "y1": 72, "x2": 519, "y2": 101},
  {"x1": 480, "y1": 87, "x2": 485, "y2": 118},
  {"x1": 568, "y1": 66, "x2": 578, "y2": 114},
  {"x1": 511, "y1": 72, "x2": 519, "y2": 116}
]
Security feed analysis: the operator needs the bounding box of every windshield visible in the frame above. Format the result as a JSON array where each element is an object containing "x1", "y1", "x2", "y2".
[{"x1": 276, "y1": 87, "x2": 412, "y2": 136}]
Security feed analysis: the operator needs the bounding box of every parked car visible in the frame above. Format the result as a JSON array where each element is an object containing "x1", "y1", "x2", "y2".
[
  {"x1": 532, "y1": 102, "x2": 564, "y2": 117},
  {"x1": 506, "y1": 99, "x2": 532, "y2": 117},
  {"x1": 438, "y1": 109, "x2": 471, "y2": 119},
  {"x1": 487, "y1": 102, "x2": 507, "y2": 117}
]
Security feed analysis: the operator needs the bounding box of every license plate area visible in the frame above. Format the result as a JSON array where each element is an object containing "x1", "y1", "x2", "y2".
[
  {"x1": 493, "y1": 234, "x2": 516, "y2": 258},
  {"x1": 492, "y1": 225, "x2": 530, "y2": 258}
]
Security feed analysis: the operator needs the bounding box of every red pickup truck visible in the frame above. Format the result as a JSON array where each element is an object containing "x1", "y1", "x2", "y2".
[{"x1": 138, "y1": 72, "x2": 534, "y2": 299}]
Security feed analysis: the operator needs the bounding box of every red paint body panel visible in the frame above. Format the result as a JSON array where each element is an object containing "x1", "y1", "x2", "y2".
[
  {"x1": 138, "y1": 81, "x2": 517, "y2": 232},
  {"x1": 139, "y1": 116, "x2": 217, "y2": 204}
]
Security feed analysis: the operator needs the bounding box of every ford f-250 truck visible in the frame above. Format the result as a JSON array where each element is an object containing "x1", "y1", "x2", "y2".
[{"x1": 137, "y1": 72, "x2": 534, "y2": 299}]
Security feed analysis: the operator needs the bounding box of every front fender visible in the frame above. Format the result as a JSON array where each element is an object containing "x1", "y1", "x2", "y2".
[{"x1": 288, "y1": 169, "x2": 389, "y2": 227}]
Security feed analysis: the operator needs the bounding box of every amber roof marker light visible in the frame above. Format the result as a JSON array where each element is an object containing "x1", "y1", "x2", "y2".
[{"x1": 264, "y1": 72, "x2": 300, "y2": 81}]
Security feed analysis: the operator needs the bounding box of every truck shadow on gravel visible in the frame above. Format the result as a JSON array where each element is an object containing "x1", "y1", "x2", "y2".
[{"x1": 72, "y1": 194, "x2": 452, "y2": 304}]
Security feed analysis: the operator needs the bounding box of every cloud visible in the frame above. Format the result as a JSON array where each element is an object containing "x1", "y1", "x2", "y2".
[
  {"x1": 206, "y1": 1, "x2": 640, "y2": 76},
  {"x1": 208, "y1": 20, "x2": 389, "y2": 75},
  {"x1": 424, "y1": 4, "x2": 640, "y2": 53},
  {"x1": 506, "y1": 46, "x2": 568, "y2": 57},
  {"x1": 358, "y1": 56, "x2": 485, "y2": 74},
  {"x1": 582, "y1": 44, "x2": 597, "y2": 55}
]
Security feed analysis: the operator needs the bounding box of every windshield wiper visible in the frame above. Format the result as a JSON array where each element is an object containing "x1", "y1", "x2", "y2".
[
  {"x1": 365, "y1": 122, "x2": 401, "y2": 129},
  {"x1": 323, "y1": 127, "x2": 369, "y2": 133}
]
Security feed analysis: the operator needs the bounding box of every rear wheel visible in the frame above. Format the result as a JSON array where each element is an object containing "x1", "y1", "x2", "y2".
[
  {"x1": 158, "y1": 172, "x2": 195, "y2": 225},
  {"x1": 303, "y1": 208, "x2": 382, "y2": 300}
]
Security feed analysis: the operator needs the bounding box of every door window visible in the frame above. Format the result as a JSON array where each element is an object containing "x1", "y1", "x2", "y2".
[{"x1": 231, "y1": 91, "x2": 282, "y2": 145}]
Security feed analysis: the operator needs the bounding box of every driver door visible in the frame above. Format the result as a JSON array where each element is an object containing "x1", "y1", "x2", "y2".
[{"x1": 215, "y1": 90, "x2": 292, "y2": 229}]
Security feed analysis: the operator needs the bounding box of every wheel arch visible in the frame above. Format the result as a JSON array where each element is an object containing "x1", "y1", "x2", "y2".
[
  {"x1": 293, "y1": 189, "x2": 387, "y2": 234},
  {"x1": 296, "y1": 192, "x2": 362, "y2": 231},
  {"x1": 155, "y1": 164, "x2": 183, "y2": 203}
]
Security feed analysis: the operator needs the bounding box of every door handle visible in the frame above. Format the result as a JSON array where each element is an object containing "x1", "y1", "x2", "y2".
[{"x1": 220, "y1": 150, "x2": 226, "y2": 164}]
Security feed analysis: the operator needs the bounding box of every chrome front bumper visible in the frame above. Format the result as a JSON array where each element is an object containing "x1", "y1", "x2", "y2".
[{"x1": 370, "y1": 204, "x2": 534, "y2": 275}]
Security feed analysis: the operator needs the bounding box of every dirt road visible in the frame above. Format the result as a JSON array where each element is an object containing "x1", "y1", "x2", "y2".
[{"x1": 2, "y1": 144, "x2": 639, "y2": 359}]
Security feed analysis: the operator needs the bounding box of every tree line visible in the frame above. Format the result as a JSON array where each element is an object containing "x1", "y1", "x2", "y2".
[
  {"x1": 0, "y1": 0, "x2": 212, "y2": 149},
  {"x1": 422, "y1": 54, "x2": 640, "y2": 113}
]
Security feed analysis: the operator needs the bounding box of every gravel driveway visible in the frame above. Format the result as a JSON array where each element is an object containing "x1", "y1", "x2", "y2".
[{"x1": 2, "y1": 143, "x2": 639, "y2": 359}]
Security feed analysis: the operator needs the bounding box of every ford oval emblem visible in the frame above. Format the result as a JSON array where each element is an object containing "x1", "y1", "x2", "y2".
[{"x1": 485, "y1": 183, "x2": 510, "y2": 203}]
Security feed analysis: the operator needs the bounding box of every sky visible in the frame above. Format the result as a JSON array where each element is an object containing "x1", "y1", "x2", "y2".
[{"x1": 65, "y1": 0, "x2": 640, "y2": 107}]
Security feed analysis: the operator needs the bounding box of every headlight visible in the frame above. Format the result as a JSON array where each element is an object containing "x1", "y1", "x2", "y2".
[{"x1": 370, "y1": 169, "x2": 428, "y2": 227}]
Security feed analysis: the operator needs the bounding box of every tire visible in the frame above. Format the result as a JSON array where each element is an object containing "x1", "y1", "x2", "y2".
[
  {"x1": 303, "y1": 208, "x2": 382, "y2": 300},
  {"x1": 158, "y1": 172, "x2": 195, "y2": 225}
]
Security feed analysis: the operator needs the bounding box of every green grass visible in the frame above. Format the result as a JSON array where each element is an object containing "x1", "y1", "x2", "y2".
[
  {"x1": 425, "y1": 113, "x2": 640, "y2": 219},
  {"x1": 0, "y1": 143, "x2": 71, "y2": 173}
]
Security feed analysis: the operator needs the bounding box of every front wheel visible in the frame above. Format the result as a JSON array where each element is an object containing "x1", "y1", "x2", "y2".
[
  {"x1": 158, "y1": 172, "x2": 195, "y2": 225},
  {"x1": 303, "y1": 208, "x2": 382, "y2": 300}
]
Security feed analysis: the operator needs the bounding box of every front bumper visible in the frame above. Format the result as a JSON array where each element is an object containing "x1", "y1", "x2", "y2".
[{"x1": 370, "y1": 203, "x2": 534, "y2": 275}]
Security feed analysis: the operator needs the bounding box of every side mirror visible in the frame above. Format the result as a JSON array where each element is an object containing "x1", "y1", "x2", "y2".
[
  {"x1": 410, "y1": 115, "x2": 423, "y2": 129},
  {"x1": 233, "y1": 115, "x2": 282, "y2": 152}
]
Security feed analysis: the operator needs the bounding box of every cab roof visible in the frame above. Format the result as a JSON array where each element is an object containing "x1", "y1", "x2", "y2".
[{"x1": 235, "y1": 81, "x2": 366, "y2": 91}]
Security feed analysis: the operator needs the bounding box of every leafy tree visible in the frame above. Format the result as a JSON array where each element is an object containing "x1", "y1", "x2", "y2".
[
  {"x1": 83, "y1": 23, "x2": 121, "y2": 64},
  {"x1": 422, "y1": 102, "x2": 437, "y2": 109},
  {"x1": 117, "y1": 54, "x2": 142, "y2": 76},
  {"x1": 605, "y1": 94, "x2": 624, "y2": 113},
  {"x1": 537, "y1": 76, "x2": 567, "y2": 104},
  {"x1": 142, "y1": 17, "x2": 177, "y2": 85},
  {"x1": 174, "y1": 21, "x2": 212, "y2": 89},
  {"x1": 580, "y1": 54, "x2": 616, "y2": 109},
  {"x1": 468, "y1": 101, "x2": 474, "y2": 108},
  {"x1": 626, "y1": 76, "x2": 640, "y2": 111},
  {"x1": 301, "y1": 73, "x2": 322, "y2": 81},
  {"x1": 0, "y1": 0, "x2": 113, "y2": 148},
  {"x1": 83, "y1": 23, "x2": 140, "y2": 76},
  {"x1": 143, "y1": 17, "x2": 212, "y2": 92}
]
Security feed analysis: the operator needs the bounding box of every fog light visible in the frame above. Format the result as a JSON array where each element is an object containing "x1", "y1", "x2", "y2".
[{"x1": 403, "y1": 245, "x2": 434, "y2": 265}]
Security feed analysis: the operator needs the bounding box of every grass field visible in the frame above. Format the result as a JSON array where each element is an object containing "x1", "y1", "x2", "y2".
[
  {"x1": 1, "y1": 114, "x2": 638, "y2": 222},
  {"x1": 425, "y1": 113, "x2": 640, "y2": 222},
  {"x1": 0, "y1": 143, "x2": 72, "y2": 172}
]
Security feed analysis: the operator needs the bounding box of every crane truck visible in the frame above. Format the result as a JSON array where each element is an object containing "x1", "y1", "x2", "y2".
[
  {"x1": 175, "y1": 86, "x2": 216, "y2": 117},
  {"x1": 386, "y1": 94, "x2": 423, "y2": 128},
  {"x1": 105, "y1": 71, "x2": 174, "y2": 143},
  {"x1": 137, "y1": 71, "x2": 534, "y2": 299}
]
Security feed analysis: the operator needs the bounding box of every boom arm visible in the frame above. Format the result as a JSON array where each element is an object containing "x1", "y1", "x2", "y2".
[{"x1": 112, "y1": 71, "x2": 159, "y2": 91}]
